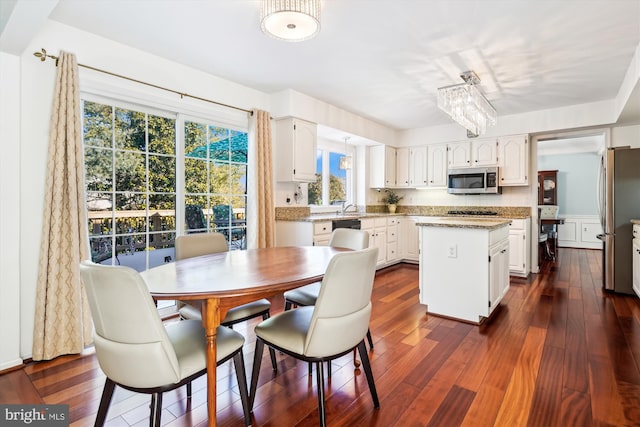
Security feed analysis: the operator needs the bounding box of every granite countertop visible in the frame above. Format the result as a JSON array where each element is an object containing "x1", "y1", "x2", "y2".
[
  {"x1": 275, "y1": 206, "x2": 532, "y2": 222},
  {"x1": 415, "y1": 217, "x2": 511, "y2": 230},
  {"x1": 282, "y1": 212, "x2": 405, "y2": 222}
]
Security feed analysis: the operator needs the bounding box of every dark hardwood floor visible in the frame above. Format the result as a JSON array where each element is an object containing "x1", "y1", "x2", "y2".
[{"x1": 3, "y1": 248, "x2": 640, "y2": 426}]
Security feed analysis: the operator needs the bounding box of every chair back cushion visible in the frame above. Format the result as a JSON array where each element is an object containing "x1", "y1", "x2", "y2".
[
  {"x1": 304, "y1": 247, "x2": 378, "y2": 357},
  {"x1": 329, "y1": 228, "x2": 369, "y2": 250},
  {"x1": 80, "y1": 261, "x2": 182, "y2": 387},
  {"x1": 175, "y1": 232, "x2": 228, "y2": 260}
]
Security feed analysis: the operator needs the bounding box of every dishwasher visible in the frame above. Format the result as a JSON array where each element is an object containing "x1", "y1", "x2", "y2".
[{"x1": 331, "y1": 218, "x2": 361, "y2": 230}]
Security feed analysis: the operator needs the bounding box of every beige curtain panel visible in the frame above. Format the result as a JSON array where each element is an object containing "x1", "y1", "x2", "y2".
[
  {"x1": 32, "y1": 52, "x2": 92, "y2": 361},
  {"x1": 251, "y1": 110, "x2": 275, "y2": 248}
]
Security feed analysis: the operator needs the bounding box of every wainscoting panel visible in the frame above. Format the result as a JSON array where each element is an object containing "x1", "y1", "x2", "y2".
[{"x1": 558, "y1": 215, "x2": 602, "y2": 249}]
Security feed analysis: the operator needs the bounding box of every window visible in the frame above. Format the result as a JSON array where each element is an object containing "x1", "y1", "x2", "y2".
[
  {"x1": 308, "y1": 144, "x2": 354, "y2": 206},
  {"x1": 83, "y1": 98, "x2": 248, "y2": 272}
]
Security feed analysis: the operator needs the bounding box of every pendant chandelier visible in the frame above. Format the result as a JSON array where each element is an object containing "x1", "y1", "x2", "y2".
[
  {"x1": 339, "y1": 137, "x2": 352, "y2": 170},
  {"x1": 261, "y1": 0, "x2": 321, "y2": 42},
  {"x1": 437, "y1": 71, "x2": 497, "y2": 137}
]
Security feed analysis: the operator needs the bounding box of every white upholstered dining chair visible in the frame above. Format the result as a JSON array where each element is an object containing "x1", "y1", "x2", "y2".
[
  {"x1": 79, "y1": 260, "x2": 251, "y2": 427},
  {"x1": 248, "y1": 247, "x2": 380, "y2": 427},
  {"x1": 283, "y1": 228, "x2": 374, "y2": 374}
]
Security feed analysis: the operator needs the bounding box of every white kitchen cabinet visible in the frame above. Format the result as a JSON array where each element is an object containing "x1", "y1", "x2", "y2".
[
  {"x1": 395, "y1": 147, "x2": 410, "y2": 188},
  {"x1": 633, "y1": 225, "x2": 640, "y2": 297},
  {"x1": 409, "y1": 146, "x2": 428, "y2": 188},
  {"x1": 508, "y1": 218, "x2": 530, "y2": 277},
  {"x1": 275, "y1": 117, "x2": 317, "y2": 182},
  {"x1": 399, "y1": 216, "x2": 419, "y2": 261},
  {"x1": 448, "y1": 139, "x2": 498, "y2": 169},
  {"x1": 369, "y1": 145, "x2": 397, "y2": 188},
  {"x1": 386, "y1": 217, "x2": 399, "y2": 261},
  {"x1": 275, "y1": 220, "x2": 331, "y2": 246},
  {"x1": 427, "y1": 143, "x2": 448, "y2": 188},
  {"x1": 419, "y1": 221, "x2": 510, "y2": 323},
  {"x1": 361, "y1": 217, "x2": 387, "y2": 265},
  {"x1": 497, "y1": 134, "x2": 529, "y2": 186},
  {"x1": 472, "y1": 138, "x2": 499, "y2": 166},
  {"x1": 447, "y1": 141, "x2": 471, "y2": 168},
  {"x1": 489, "y1": 238, "x2": 510, "y2": 312}
]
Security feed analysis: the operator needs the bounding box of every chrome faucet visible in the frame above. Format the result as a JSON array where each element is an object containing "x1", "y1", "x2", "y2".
[{"x1": 342, "y1": 203, "x2": 356, "y2": 214}]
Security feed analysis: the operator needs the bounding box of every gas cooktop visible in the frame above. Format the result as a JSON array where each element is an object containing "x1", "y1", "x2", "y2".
[{"x1": 447, "y1": 210, "x2": 498, "y2": 216}]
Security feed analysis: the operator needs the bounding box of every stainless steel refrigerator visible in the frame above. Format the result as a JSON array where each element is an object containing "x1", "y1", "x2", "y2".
[{"x1": 597, "y1": 146, "x2": 640, "y2": 294}]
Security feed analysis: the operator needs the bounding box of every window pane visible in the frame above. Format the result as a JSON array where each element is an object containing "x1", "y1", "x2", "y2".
[
  {"x1": 149, "y1": 194, "x2": 175, "y2": 232},
  {"x1": 83, "y1": 101, "x2": 112, "y2": 148},
  {"x1": 329, "y1": 151, "x2": 346, "y2": 205},
  {"x1": 115, "y1": 108, "x2": 146, "y2": 151},
  {"x1": 230, "y1": 130, "x2": 248, "y2": 163},
  {"x1": 115, "y1": 150, "x2": 146, "y2": 192},
  {"x1": 185, "y1": 158, "x2": 208, "y2": 193},
  {"x1": 308, "y1": 149, "x2": 322, "y2": 205},
  {"x1": 230, "y1": 164, "x2": 247, "y2": 195},
  {"x1": 87, "y1": 192, "x2": 113, "y2": 236},
  {"x1": 148, "y1": 115, "x2": 175, "y2": 155},
  {"x1": 85, "y1": 147, "x2": 113, "y2": 192},
  {"x1": 184, "y1": 199, "x2": 207, "y2": 233},
  {"x1": 209, "y1": 126, "x2": 230, "y2": 161},
  {"x1": 210, "y1": 161, "x2": 230, "y2": 194},
  {"x1": 185, "y1": 121, "x2": 207, "y2": 158},
  {"x1": 149, "y1": 154, "x2": 175, "y2": 193}
]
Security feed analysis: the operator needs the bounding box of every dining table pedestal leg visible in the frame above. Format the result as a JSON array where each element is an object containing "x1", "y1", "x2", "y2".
[{"x1": 205, "y1": 298, "x2": 220, "y2": 427}]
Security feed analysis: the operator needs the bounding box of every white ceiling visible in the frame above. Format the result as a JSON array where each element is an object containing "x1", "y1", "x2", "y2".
[{"x1": 25, "y1": 1, "x2": 640, "y2": 133}]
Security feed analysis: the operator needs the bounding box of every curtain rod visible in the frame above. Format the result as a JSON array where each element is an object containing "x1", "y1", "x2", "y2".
[{"x1": 33, "y1": 48, "x2": 253, "y2": 115}]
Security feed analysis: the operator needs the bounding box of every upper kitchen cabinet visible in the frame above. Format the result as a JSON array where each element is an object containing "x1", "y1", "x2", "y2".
[
  {"x1": 396, "y1": 147, "x2": 410, "y2": 187},
  {"x1": 427, "y1": 143, "x2": 448, "y2": 188},
  {"x1": 447, "y1": 138, "x2": 498, "y2": 169},
  {"x1": 275, "y1": 117, "x2": 317, "y2": 182},
  {"x1": 498, "y1": 134, "x2": 529, "y2": 186},
  {"x1": 447, "y1": 141, "x2": 471, "y2": 168},
  {"x1": 409, "y1": 146, "x2": 428, "y2": 188},
  {"x1": 369, "y1": 145, "x2": 397, "y2": 188},
  {"x1": 538, "y1": 169, "x2": 558, "y2": 205}
]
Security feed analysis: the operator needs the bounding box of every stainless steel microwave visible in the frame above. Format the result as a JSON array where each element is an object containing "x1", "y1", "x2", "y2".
[{"x1": 447, "y1": 167, "x2": 501, "y2": 194}]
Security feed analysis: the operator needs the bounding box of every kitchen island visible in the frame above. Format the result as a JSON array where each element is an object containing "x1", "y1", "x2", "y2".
[{"x1": 418, "y1": 217, "x2": 510, "y2": 324}]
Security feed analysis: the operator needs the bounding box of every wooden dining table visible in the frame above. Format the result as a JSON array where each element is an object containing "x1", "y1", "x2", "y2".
[{"x1": 140, "y1": 245, "x2": 347, "y2": 427}]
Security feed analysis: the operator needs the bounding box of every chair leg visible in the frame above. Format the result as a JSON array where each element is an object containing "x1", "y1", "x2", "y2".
[
  {"x1": 357, "y1": 341, "x2": 380, "y2": 408},
  {"x1": 249, "y1": 339, "x2": 265, "y2": 411},
  {"x1": 150, "y1": 392, "x2": 163, "y2": 427},
  {"x1": 367, "y1": 329, "x2": 374, "y2": 349},
  {"x1": 233, "y1": 351, "x2": 252, "y2": 426},
  {"x1": 315, "y1": 361, "x2": 327, "y2": 427},
  {"x1": 186, "y1": 381, "x2": 192, "y2": 399},
  {"x1": 263, "y1": 312, "x2": 278, "y2": 371},
  {"x1": 94, "y1": 378, "x2": 116, "y2": 427},
  {"x1": 284, "y1": 300, "x2": 293, "y2": 311}
]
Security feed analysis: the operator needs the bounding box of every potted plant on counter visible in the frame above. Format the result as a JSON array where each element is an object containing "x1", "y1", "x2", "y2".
[{"x1": 382, "y1": 189, "x2": 403, "y2": 213}]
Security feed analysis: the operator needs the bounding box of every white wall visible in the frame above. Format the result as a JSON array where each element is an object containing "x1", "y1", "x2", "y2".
[
  {"x1": 538, "y1": 152, "x2": 600, "y2": 216},
  {"x1": 0, "y1": 52, "x2": 23, "y2": 370},
  {"x1": 611, "y1": 124, "x2": 640, "y2": 148}
]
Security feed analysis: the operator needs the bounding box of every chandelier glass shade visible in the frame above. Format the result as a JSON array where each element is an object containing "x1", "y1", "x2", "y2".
[
  {"x1": 437, "y1": 71, "x2": 497, "y2": 136},
  {"x1": 339, "y1": 136, "x2": 352, "y2": 170},
  {"x1": 261, "y1": 0, "x2": 321, "y2": 42}
]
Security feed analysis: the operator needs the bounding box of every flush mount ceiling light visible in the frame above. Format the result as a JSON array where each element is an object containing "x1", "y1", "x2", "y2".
[
  {"x1": 437, "y1": 70, "x2": 497, "y2": 137},
  {"x1": 261, "y1": 0, "x2": 321, "y2": 42},
  {"x1": 339, "y1": 136, "x2": 352, "y2": 170}
]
